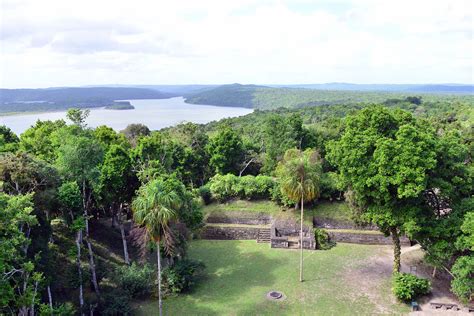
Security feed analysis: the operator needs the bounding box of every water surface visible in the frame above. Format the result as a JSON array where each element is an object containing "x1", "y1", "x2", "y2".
[{"x1": 0, "y1": 97, "x2": 253, "y2": 135}]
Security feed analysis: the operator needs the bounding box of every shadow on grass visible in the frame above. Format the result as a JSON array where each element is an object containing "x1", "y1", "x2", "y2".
[{"x1": 136, "y1": 240, "x2": 284, "y2": 315}]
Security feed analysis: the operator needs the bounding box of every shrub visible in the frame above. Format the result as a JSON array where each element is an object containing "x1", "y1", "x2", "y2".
[
  {"x1": 39, "y1": 303, "x2": 75, "y2": 316},
  {"x1": 161, "y1": 259, "x2": 205, "y2": 296},
  {"x1": 209, "y1": 174, "x2": 275, "y2": 201},
  {"x1": 209, "y1": 174, "x2": 238, "y2": 202},
  {"x1": 392, "y1": 273, "x2": 431, "y2": 302},
  {"x1": 270, "y1": 182, "x2": 296, "y2": 207},
  {"x1": 319, "y1": 172, "x2": 342, "y2": 200},
  {"x1": 314, "y1": 228, "x2": 334, "y2": 250},
  {"x1": 451, "y1": 255, "x2": 473, "y2": 303},
  {"x1": 100, "y1": 290, "x2": 132, "y2": 315},
  {"x1": 198, "y1": 184, "x2": 212, "y2": 205},
  {"x1": 114, "y1": 263, "x2": 154, "y2": 299}
]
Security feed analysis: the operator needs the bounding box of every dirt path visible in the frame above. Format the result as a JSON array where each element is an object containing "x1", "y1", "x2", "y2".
[{"x1": 342, "y1": 244, "x2": 471, "y2": 315}]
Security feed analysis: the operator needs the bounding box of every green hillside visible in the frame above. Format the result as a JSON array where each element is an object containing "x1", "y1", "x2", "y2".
[{"x1": 185, "y1": 84, "x2": 474, "y2": 110}]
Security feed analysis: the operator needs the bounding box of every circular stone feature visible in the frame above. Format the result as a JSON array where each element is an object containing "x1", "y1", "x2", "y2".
[{"x1": 266, "y1": 291, "x2": 285, "y2": 301}]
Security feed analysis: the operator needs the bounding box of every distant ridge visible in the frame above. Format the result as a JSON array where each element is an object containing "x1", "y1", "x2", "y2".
[{"x1": 0, "y1": 87, "x2": 175, "y2": 113}]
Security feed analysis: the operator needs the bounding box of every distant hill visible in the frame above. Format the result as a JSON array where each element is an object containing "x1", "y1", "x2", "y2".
[
  {"x1": 185, "y1": 84, "x2": 474, "y2": 110},
  {"x1": 271, "y1": 83, "x2": 474, "y2": 94},
  {"x1": 184, "y1": 84, "x2": 270, "y2": 108},
  {"x1": 84, "y1": 84, "x2": 219, "y2": 95},
  {"x1": 0, "y1": 87, "x2": 174, "y2": 113}
]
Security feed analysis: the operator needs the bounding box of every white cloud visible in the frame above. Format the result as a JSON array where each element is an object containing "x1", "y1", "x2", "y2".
[{"x1": 0, "y1": 0, "x2": 472, "y2": 87}]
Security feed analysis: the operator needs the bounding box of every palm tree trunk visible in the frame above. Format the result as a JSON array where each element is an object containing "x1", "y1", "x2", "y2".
[
  {"x1": 156, "y1": 241, "x2": 163, "y2": 316},
  {"x1": 390, "y1": 226, "x2": 401, "y2": 273},
  {"x1": 300, "y1": 193, "x2": 304, "y2": 282}
]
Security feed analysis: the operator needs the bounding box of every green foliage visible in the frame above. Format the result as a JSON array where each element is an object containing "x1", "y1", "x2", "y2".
[
  {"x1": 100, "y1": 291, "x2": 132, "y2": 315},
  {"x1": 19, "y1": 120, "x2": 67, "y2": 162},
  {"x1": 450, "y1": 255, "x2": 473, "y2": 303},
  {"x1": 0, "y1": 125, "x2": 19, "y2": 153},
  {"x1": 39, "y1": 302, "x2": 75, "y2": 316},
  {"x1": 208, "y1": 174, "x2": 275, "y2": 202},
  {"x1": 313, "y1": 228, "x2": 334, "y2": 250},
  {"x1": 161, "y1": 259, "x2": 205, "y2": 296},
  {"x1": 276, "y1": 148, "x2": 322, "y2": 203},
  {"x1": 198, "y1": 184, "x2": 212, "y2": 205},
  {"x1": 66, "y1": 108, "x2": 90, "y2": 127},
  {"x1": 392, "y1": 273, "x2": 431, "y2": 302},
  {"x1": 0, "y1": 193, "x2": 42, "y2": 314},
  {"x1": 207, "y1": 126, "x2": 244, "y2": 175},
  {"x1": 114, "y1": 263, "x2": 154, "y2": 298},
  {"x1": 58, "y1": 181, "x2": 82, "y2": 219}
]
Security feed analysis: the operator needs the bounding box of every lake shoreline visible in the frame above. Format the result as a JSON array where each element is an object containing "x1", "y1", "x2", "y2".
[{"x1": 0, "y1": 97, "x2": 253, "y2": 134}]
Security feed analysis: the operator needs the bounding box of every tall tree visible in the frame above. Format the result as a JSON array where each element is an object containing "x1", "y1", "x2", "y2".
[
  {"x1": 132, "y1": 178, "x2": 180, "y2": 316},
  {"x1": 56, "y1": 135, "x2": 103, "y2": 298},
  {"x1": 276, "y1": 148, "x2": 322, "y2": 282},
  {"x1": 327, "y1": 106, "x2": 437, "y2": 272},
  {"x1": 99, "y1": 144, "x2": 137, "y2": 264},
  {"x1": 207, "y1": 126, "x2": 244, "y2": 175}
]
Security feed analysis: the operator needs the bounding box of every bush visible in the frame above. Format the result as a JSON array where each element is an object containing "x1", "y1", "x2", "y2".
[
  {"x1": 314, "y1": 228, "x2": 334, "y2": 250},
  {"x1": 209, "y1": 174, "x2": 238, "y2": 202},
  {"x1": 100, "y1": 290, "x2": 132, "y2": 315},
  {"x1": 392, "y1": 273, "x2": 431, "y2": 302},
  {"x1": 209, "y1": 174, "x2": 275, "y2": 202},
  {"x1": 198, "y1": 184, "x2": 212, "y2": 205},
  {"x1": 114, "y1": 263, "x2": 154, "y2": 299},
  {"x1": 270, "y1": 182, "x2": 296, "y2": 207},
  {"x1": 451, "y1": 255, "x2": 473, "y2": 303},
  {"x1": 39, "y1": 303, "x2": 75, "y2": 316},
  {"x1": 161, "y1": 259, "x2": 205, "y2": 296}
]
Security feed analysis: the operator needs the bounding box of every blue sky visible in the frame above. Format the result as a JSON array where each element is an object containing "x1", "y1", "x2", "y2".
[{"x1": 0, "y1": 0, "x2": 472, "y2": 88}]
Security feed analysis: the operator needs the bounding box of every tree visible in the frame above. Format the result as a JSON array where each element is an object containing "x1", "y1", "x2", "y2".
[
  {"x1": 19, "y1": 120, "x2": 67, "y2": 163},
  {"x1": 56, "y1": 135, "x2": 103, "y2": 298},
  {"x1": 327, "y1": 106, "x2": 437, "y2": 272},
  {"x1": 207, "y1": 126, "x2": 244, "y2": 175},
  {"x1": 121, "y1": 123, "x2": 150, "y2": 146},
  {"x1": 131, "y1": 178, "x2": 180, "y2": 316},
  {"x1": 0, "y1": 125, "x2": 19, "y2": 153},
  {"x1": 276, "y1": 148, "x2": 322, "y2": 282},
  {"x1": 0, "y1": 193, "x2": 42, "y2": 315},
  {"x1": 66, "y1": 109, "x2": 90, "y2": 127},
  {"x1": 99, "y1": 144, "x2": 138, "y2": 264}
]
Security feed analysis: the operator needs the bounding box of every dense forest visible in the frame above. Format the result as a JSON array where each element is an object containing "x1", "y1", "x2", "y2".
[
  {"x1": 185, "y1": 83, "x2": 474, "y2": 110},
  {"x1": 0, "y1": 93, "x2": 473, "y2": 314}
]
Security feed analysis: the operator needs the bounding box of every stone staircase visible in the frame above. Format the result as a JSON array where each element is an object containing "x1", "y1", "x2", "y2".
[{"x1": 257, "y1": 228, "x2": 271, "y2": 243}]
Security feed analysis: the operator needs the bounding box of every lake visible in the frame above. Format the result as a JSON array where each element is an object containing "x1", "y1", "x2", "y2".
[{"x1": 0, "y1": 97, "x2": 253, "y2": 135}]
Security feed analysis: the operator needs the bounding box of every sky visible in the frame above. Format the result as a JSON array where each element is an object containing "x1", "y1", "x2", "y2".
[{"x1": 0, "y1": 0, "x2": 473, "y2": 88}]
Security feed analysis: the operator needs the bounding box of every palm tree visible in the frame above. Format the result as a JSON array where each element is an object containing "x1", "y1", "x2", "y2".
[
  {"x1": 132, "y1": 178, "x2": 180, "y2": 316},
  {"x1": 276, "y1": 149, "x2": 321, "y2": 282}
]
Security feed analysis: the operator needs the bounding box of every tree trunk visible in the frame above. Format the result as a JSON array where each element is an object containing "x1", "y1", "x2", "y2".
[
  {"x1": 86, "y1": 239, "x2": 100, "y2": 297},
  {"x1": 118, "y1": 204, "x2": 130, "y2": 265},
  {"x1": 47, "y1": 285, "x2": 53, "y2": 314},
  {"x1": 300, "y1": 193, "x2": 304, "y2": 282},
  {"x1": 76, "y1": 230, "x2": 84, "y2": 315},
  {"x1": 390, "y1": 227, "x2": 401, "y2": 273},
  {"x1": 432, "y1": 266, "x2": 437, "y2": 278},
  {"x1": 156, "y1": 241, "x2": 163, "y2": 316}
]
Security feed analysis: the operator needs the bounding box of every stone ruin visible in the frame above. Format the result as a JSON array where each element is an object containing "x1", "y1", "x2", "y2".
[{"x1": 270, "y1": 218, "x2": 316, "y2": 250}]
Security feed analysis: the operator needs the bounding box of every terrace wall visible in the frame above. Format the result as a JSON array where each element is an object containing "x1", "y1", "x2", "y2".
[{"x1": 201, "y1": 226, "x2": 260, "y2": 240}]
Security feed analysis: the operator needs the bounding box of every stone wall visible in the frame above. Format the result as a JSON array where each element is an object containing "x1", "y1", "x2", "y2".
[
  {"x1": 327, "y1": 231, "x2": 410, "y2": 246},
  {"x1": 201, "y1": 226, "x2": 260, "y2": 240},
  {"x1": 206, "y1": 213, "x2": 272, "y2": 225},
  {"x1": 314, "y1": 217, "x2": 378, "y2": 230}
]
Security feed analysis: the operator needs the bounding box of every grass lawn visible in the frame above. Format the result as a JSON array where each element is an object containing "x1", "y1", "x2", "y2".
[
  {"x1": 203, "y1": 200, "x2": 283, "y2": 216},
  {"x1": 135, "y1": 241, "x2": 409, "y2": 315},
  {"x1": 307, "y1": 201, "x2": 354, "y2": 224}
]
